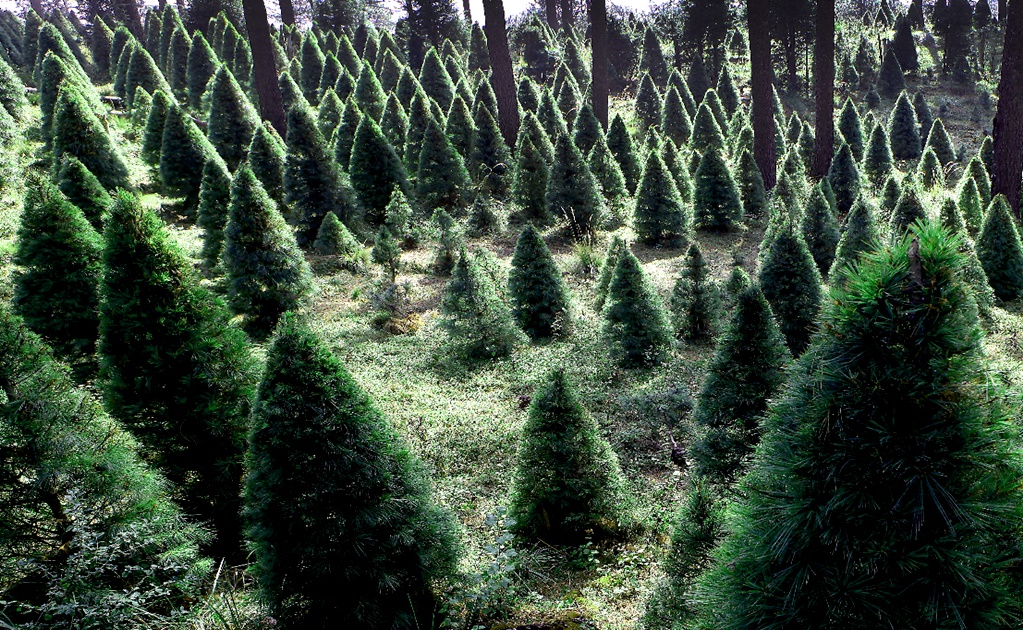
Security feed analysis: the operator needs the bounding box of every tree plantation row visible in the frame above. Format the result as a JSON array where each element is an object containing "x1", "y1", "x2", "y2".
[{"x1": 3, "y1": 0, "x2": 1023, "y2": 628}]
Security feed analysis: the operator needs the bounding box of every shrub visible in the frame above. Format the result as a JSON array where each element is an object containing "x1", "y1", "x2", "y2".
[
  {"x1": 509, "y1": 225, "x2": 572, "y2": 339},
  {"x1": 976, "y1": 195, "x2": 1023, "y2": 301},
  {"x1": 244, "y1": 315, "x2": 459, "y2": 629},
  {"x1": 160, "y1": 103, "x2": 224, "y2": 208},
  {"x1": 758, "y1": 226, "x2": 823, "y2": 355},
  {"x1": 670, "y1": 242, "x2": 720, "y2": 341},
  {"x1": 441, "y1": 249, "x2": 524, "y2": 359},
  {"x1": 56, "y1": 155, "x2": 112, "y2": 230},
  {"x1": 635, "y1": 147, "x2": 689, "y2": 244},
  {"x1": 601, "y1": 247, "x2": 672, "y2": 367},
  {"x1": 196, "y1": 158, "x2": 233, "y2": 271}
]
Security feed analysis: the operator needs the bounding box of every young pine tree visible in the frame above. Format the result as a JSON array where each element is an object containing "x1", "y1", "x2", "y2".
[
  {"x1": 314, "y1": 210, "x2": 368, "y2": 272},
  {"x1": 509, "y1": 225, "x2": 572, "y2": 339},
  {"x1": 689, "y1": 279, "x2": 790, "y2": 488},
  {"x1": 670, "y1": 242, "x2": 720, "y2": 341},
  {"x1": 696, "y1": 222, "x2": 1023, "y2": 630},
  {"x1": 469, "y1": 103, "x2": 513, "y2": 199},
  {"x1": 513, "y1": 135, "x2": 551, "y2": 222},
  {"x1": 863, "y1": 122, "x2": 895, "y2": 187},
  {"x1": 828, "y1": 142, "x2": 861, "y2": 215},
  {"x1": 441, "y1": 250, "x2": 524, "y2": 359},
  {"x1": 594, "y1": 234, "x2": 627, "y2": 311},
  {"x1": 13, "y1": 177, "x2": 103, "y2": 361},
  {"x1": 161, "y1": 104, "x2": 224, "y2": 209},
  {"x1": 601, "y1": 248, "x2": 672, "y2": 367},
  {"x1": 244, "y1": 315, "x2": 459, "y2": 629},
  {"x1": 349, "y1": 115, "x2": 409, "y2": 225},
  {"x1": 800, "y1": 184, "x2": 841, "y2": 277},
  {"x1": 546, "y1": 132, "x2": 605, "y2": 236},
  {"x1": 634, "y1": 148, "x2": 688, "y2": 244},
  {"x1": 735, "y1": 149, "x2": 767, "y2": 219},
  {"x1": 196, "y1": 158, "x2": 233, "y2": 271},
  {"x1": 416, "y1": 114, "x2": 472, "y2": 212},
  {"x1": 56, "y1": 155, "x2": 112, "y2": 230},
  {"x1": 52, "y1": 86, "x2": 131, "y2": 191},
  {"x1": 888, "y1": 92, "x2": 922, "y2": 160},
  {"x1": 976, "y1": 195, "x2": 1023, "y2": 301},
  {"x1": 759, "y1": 226, "x2": 823, "y2": 355},
  {"x1": 206, "y1": 65, "x2": 259, "y2": 171},
  {"x1": 141, "y1": 89, "x2": 171, "y2": 166},
  {"x1": 694, "y1": 146, "x2": 743, "y2": 230},
  {"x1": 607, "y1": 113, "x2": 641, "y2": 193},
  {"x1": 509, "y1": 368, "x2": 630, "y2": 545},
  {"x1": 890, "y1": 176, "x2": 928, "y2": 235},
  {"x1": 830, "y1": 197, "x2": 881, "y2": 278},
  {"x1": 247, "y1": 122, "x2": 288, "y2": 204},
  {"x1": 99, "y1": 191, "x2": 258, "y2": 559}
]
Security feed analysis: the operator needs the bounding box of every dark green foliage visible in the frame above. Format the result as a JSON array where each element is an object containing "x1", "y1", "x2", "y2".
[
  {"x1": 125, "y1": 45, "x2": 170, "y2": 109},
  {"x1": 299, "y1": 32, "x2": 325, "y2": 103},
  {"x1": 800, "y1": 184, "x2": 841, "y2": 276},
  {"x1": 513, "y1": 135, "x2": 551, "y2": 222},
  {"x1": 875, "y1": 45, "x2": 906, "y2": 99},
  {"x1": 99, "y1": 191, "x2": 257, "y2": 558},
  {"x1": 161, "y1": 104, "x2": 223, "y2": 207},
  {"x1": 888, "y1": 92, "x2": 922, "y2": 160},
  {"x1": 40, "y1": 53, "x2": 73, "y2": 142},
  {"x1": 607, "y1": 114, "x2": 641, "y2": 194},
  {"x1": 380, "y1": 93, "x2": 409, "y2": 151},
  {"x1": 572, "y1": 102, "x2": 602, "y2": 155},
  {"x1": 314, "y1": 210, "x2": 367, "y2": 272},
  {"x1": 976, "y1": 195, "x2": 1023, "y2": 301},
  {"x1": 827, "y1": 142, "x2": 861, "y2": 215},
  {"x1": 557, "y1": 77, "x2": 582, "y2": 128},
  {"x1": 589, "y1": 134, "x2": 629, "y2": 203},
  {"x1": 917, "y1": 147, "x2": 945, "y2": 189},
  {"x1": 419, "y1": 47, "x2": 454, "y2": 110},
  {"x1": 640, "y1": 27, "x2": 669, "y2": 86},
  {"x1": 441, "y1": 249, "x2": 523, "y2": 359},
  {"x1": 207, "y1": 66, "x2": 259, "y2": 171},
  {"x1": 830, "y1": 197, "x2": 880, "y2": 278},
  {"x1": 279, "y1": 70, "x2": 308, "y2": 112},
  {"x1": 716, "y1": 63, "x2": 740, "y2": 116},
  {"x1": 286, "y1": 102, "x2": 354, "y2": 246},
  {"x1": 634, "y1": 72, "x2": 662, "y2": 135},
  {"x1": 735, "y1": 149, "x2": 767, "y2": 219},
  {"x1": 634, "y1": 147, "x2": 688, "y2": 243},
  {"x1": 108, "y1": 25, "x2": 131, "y2": 82},
  {"x1": 0, "y1": 50, "x2": 26, "y2": 121},
  {"x1": 509, "y1": 225, "x2": 571, "y2": 339},
  {"x1": 196, "y1": 158, "x2": 232, "y2": 271},
  {"x1": 247, "y1": 122, "x2": 287, "y2": 205},
  {"x1": 880, "y1": 174, "x2": 902, "y2": 221},
  {"x1": 538, "y1": 86, "x2": 569, "y2": 140},
  {"x1": 690, "y1": 282, "x2": 790, "y2": 485},
  {"x1": 980, "y1": 135, "x2": 993, "y2": 173},
  {"x1": 470, "y1": 103, "x2": 513, "y2": 198},
  {"x1": 350, "y1": 115, "x2": 409, "y2": 225},
  {"x1": 890, "y1": 177, "x2": 927, "y2": 235},
  {"x1": 923, "y1": 118, "x2": 955, "y2": 165},
  {"x1": 838, "y1": 98, "x2": 865, "y2": 161},
  {"x1": 866, "y1": 85, "x2": 881, "y2": 109},
  {"x1": 863, "y1": 122, "x2": 894, "y2": 186},
  {"x1": 697, "y1": 223, "x2": 1023, "y2": 629},
  {"x1": 445, "y1": 95, "x2": 474, "y2": 158},
  {"x1": 687, "y1": 55, "x2": 711, "y2": 103},
  {"x1": 354, "y1": 60, "x2": 386, "y2": 121},
  {"x1": 333, "y1": 99, "x2": 362, "y2": 170},
  {"x1": 690, "y1": 101, "x2": 725, "y2": 153},
  {"x1": 662, "y1": 87, "x2": 693, "y2": 148},
  {"x1": 892, "y1": 18, "x2": 918, "y2": 70},
  {"x1": 671, "y1": 242, "x2": 720, "y2": 341},
  {"x1": 509, "y1": 369, "x2": 629, "y2": 545},
  {"x1": 759, "y1": 226, "x2": 823, "y2": 355},
  {"x1": 594, "y1": 235, "x2": 626, "y2": 311},
  {"x1": 244, "y1": 315, "x2": 458, "y2": 629},
  {"x1": 165, "y1": 27, "x2": 189, "y2": 97},
  {"x1": 0, "y1": 305, "x2": 207, "y2": 629},
  {"x1": 431, "y1": 209, "x2": 465, "y2": 275},
  {"x1": 693, "y1": 146, "x2": 742, "y2": 230},
  {"x1": 913, "y1": 91, "x2": 934, "y2": 149},
  {"x1": 224, "y1": 167, "x2": 313, "y2": 338},
  {"x1": 416, "y1": 114, "x2": 471, "y2": 212},
  {"x1": 52, "y1": 86, "x2": 131, "y2": 191},
  {"x1": 318, "y1": 52, "x2": 342, "y2": 101},
  {"x1": 186, "y1": 31, "x2": 217, "y2": 110},
  {"x1": 13, "y1": 177, "x2": 102, "y2": 359},
  {"x1": 22, "y1": 9, "x2": 40, "y2": 73},
  {"x1": 966, "y1": 156, "x2": 992, "y2": 207},
  {"x1": 641, "y1": 482, "x2": 725, "y2": 630},
  {"x1": 957, "y1": 175, "x2": 984, "y2": 234},
  {"x1": 546, "y1": 132, "x2": 605, "y2": 236},
  {"x1": 141, "y1": 89, "x2": 171, "y2": 166},
  {"x1": 371, "y1": 225, "x2": 401, "y2": 281},
  {"x1": 317, "y1": 88, "x2": 344, "y2": 139},
  {"x1": 601, "y1": 247, "x2": 671, "y2": 367}
]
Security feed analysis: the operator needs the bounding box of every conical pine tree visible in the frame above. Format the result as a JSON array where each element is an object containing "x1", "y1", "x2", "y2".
[
  {"x1": 244, "y1": 314, "x2": 459, "y2": 629},
  {"x1": 52, "y1": 85, "x2": 131, "y2": 191},
  {"x1": 589, "y1": 134, "x2": 629, "y2": 203},
  {"x1": 509, "y1": 369, "x2": 630, "y2": 544},
  {"x1": 513, "y1": 134, "x2": 551, "y2": 222},
  {"x1": 56, "y1": 155, "x2": 112, "y2": 230},
  {"x1": 247, "y1": 122, "x2": 287, "y2": 204},
  {"x1": 830, "y1": 197, "x2": 880, "y2": 278},
  {"x1": 416, "y1": 114, "x2": 472, "y2": 212},
  {"x1": 923, "y1": 118, "x2": 956, "y2": 166},
  {"x1": 690, "y1": 101, "x2": 726, "y2": 153},
  {"x1": 607, "y1": 113, "x2": 641, "y2": 193},
  {"x1": 441, "y1": 250, "x2": 524, "y2": 359},
  {"x1": 976, "y1": 195, "x2": 1023, "y2": 301},
  {"x1": 693, "y1": 146, "x2": 743, "y2": 230},
  {"x1": 469, "y1": 103, "x2": 513, "y2": 198},
  {"x1": 800, "y1": 184, "x2": 841, "y2": 277},
  {"x1": 735, "y1": 149, "x2": 767, "y2": 219},
  {"x1": 509, "y1": 225, "x2": 572, "y2": 339},
  {"x1": 838, "y1": 98, "x2": 866, "y2": 161},
  {"x1": 161, "y1": 104, "x2": 224, "y2": 208},
  {"x1": 349, "y1": 115, "x2": 409, "y2": 226},
  {"x1": 196, "y1": 158, "x2": 232, "y2": 271},
  {"x1": 759, "y1": 225, "x2": 823, "y2": 355},
  {"x1": 546, "y1": 131, "x2": 605, "y2": 236},
  {"x1": 863, "y1": 122, "x2": 894, "y2": 186},
  {"x1": 634, "y1": 147, "x2": 689, "y2": 244},
  {"x1": 957, "y1": 175, "x2": 984, "y2": 234},
  {"x1": 601, "y1": 247, "x2": 672, "y2": 367},
  {"x1": 186, "y1": 30, "x2": 217, "y2": 110},
  {"x1": 662, "y1": 86, "x2": 693, "y2": 148},
  {"x1": 890, "y1": 176, "x2": 928, "y2": 235},
  {"x1": 207, "y1": 65, "x2": 259, "y2": 171},
  {"x1": 888, "y1": 92, "x2": 922, "y2": 160},
  {"x1": 419, "y1": 47, "x2": 455, "y2": 110},
  {"x1": 828, "y1": 141, "x2": 862, "y2": 215},
  {"x1": 141, "y1": 89, "x2": 171, "y2": 166},
  {"x1": 670, "y1": 242, "x2": 720, "y2": 341}
]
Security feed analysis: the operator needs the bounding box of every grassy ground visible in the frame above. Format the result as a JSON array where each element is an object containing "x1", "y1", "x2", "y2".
[{"x1": 5, "y1": 57, "x2": 1023, "y2": 629}]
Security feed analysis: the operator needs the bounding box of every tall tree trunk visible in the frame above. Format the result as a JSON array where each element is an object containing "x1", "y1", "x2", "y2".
[
  {"x1": 992, "y1": 0, "x2": 1023, "y2": 214},
  {"x1": 462, "y1": 0, "x2": 472, "y2": 21},
  {"x1": 749, "y1": 0, "x2": 777, "y2": 189},
  {"x1": 591, "y1": 0, "x2": 609, "y2": 129},
  {"x1": 784, "y1": 31, "x2": 799, "y2": 92},
  {"x1": 158, "y1": 0, "x2": 167, "y2": 9},
  {"x1": 279, "y1": 0, "x2": 296, "y2": 27},
  {"x1": 30, "y1": 0, "x2": 43, "y2": 15},
  {"x1": 545, "y1": 0, "x2": 560, "y2": 30},
  {"x1": 483, "y1": 0, "x2": 520, "y2": 145},
  {"x1": 242, "y1": 0, "x2": 288, "y2": 137},
  {"x1": 115, "y1": 0, "x2": 144, "y2": 38},
  {"x1": 1000, "y1": 0, "x2": 1007, "y2": 23},
  {"x1": 810, "y1": 0, "x2": 835, "y2": 179},
  {"x1": 561, "y1": 0, "x2": 574, "y2": 30}
]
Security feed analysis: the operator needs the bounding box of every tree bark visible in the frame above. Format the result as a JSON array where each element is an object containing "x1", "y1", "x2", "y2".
[
  {"x1": 591, "y1": 0, "x2": 609, "y2": 129},
  {"x1": 30, "y1": 0, "x2": 43, "y2": 15},
  {"x1": 483, "y1": 0, "x2": 520, "y2": 145},
  {"x1": 242, "y1": 0, "x2": 288, "y2": 137},
  {"x1": 561, "y1": 0, "x2": 574, "y2": 30},
  {"x1": 279, "y1": 0, "x2": 296, "y2": 27},
  {"x1": 749, "y1": 0, "x2": 777, "y2": 189},
  {"x1": 1000, "y1": 0, "x2": 1007, "y2": 23},
  {"x1": 462, "y1": 0, "x2": 472, "y2": 21},
  {"x1": 810, "y1": 0, "x2": 835, "y2": 179},
  {"x1": 545, "y1": 0, "x2": 560, "y2": 30},
  {"x1": 992, "y1": 0, "x2": 1023, "y2": 214}
]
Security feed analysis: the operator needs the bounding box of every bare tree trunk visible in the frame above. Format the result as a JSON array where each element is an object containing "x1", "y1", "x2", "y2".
[
  {"x1": 545, "y1": 0, "x2": 560, "y2": 30},
  {"x1": 1000, "y1": 0, "x2": 1007, "y2": 23},
  {"x1": 242, "y1": 0, "x2": 288, "y2": 138},
  {"x1": 483, "y1": 0, "x2": 520, "y2": 144},
  {"x1": 749, "y1": 0, "x2": 777, "y2": 189},
  {"x1": 30, "y1": 0, "x2": 43, "y2": 15},
  {"x1": 279, "y1": 0, "x2": 297, "y2": 27},
  {"x1": 561, "y1": 0, "x2": 574, "y2": 30},
  {"x1": 591, "y1": 0, "x2": 609, "y2": 129},
  {"x1": 993, "y1": 0, "x2": 1023, "y2": 214},
  {"x1": 158, "y1": 0, "x2": 167, "y2": 10},
  {"x1": 810, "y1": 0, "x2": 835, "y2": 179},
  {"x1": 462, "y1": 0, "x2": 472, "y2": 21}
]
